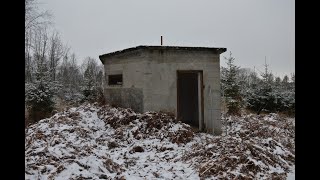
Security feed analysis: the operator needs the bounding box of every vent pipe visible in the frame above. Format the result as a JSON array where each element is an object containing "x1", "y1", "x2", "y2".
[{"x1": 161, "y1": 36, "x2": 163, "y2": 46}]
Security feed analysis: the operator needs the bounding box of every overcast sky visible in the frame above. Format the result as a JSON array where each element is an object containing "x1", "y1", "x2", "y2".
[{"x1": 38, "y1": 0, "x2": 294, "y2": 78}]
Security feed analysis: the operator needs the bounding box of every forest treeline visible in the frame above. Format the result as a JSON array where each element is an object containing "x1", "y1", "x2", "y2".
[
  {"x1": 25, "y1": 0, "x2": 104, "y2": 124},
  {"x1": 221, "y1": 52, "x2": 295, "y2": 116}
]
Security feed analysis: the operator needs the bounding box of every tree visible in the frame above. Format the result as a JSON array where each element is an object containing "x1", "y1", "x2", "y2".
[
  {"x1": 275, "y1": 76, "x2": 281, "y2": 85},
  {"x1": 246, "y1": 62, "x2": 279, "y2": 114},
  {"x1": 223, "y1": 52, "x2": 241, "y2": 115},
  {"x1": 48, "y1": 31, "x2": 66, "y2": 81},
  {"x1": 33, "y1": 27, "x2": 49, "y2": 77},
  {"x1": 281, "y1": 73, "x2": 295, "y2": 115},
  {"x1": 25, "y1": 0, "x2": 57, "y2": 124},
  {"x1": 221, "y1": 56, "x2": 295, "y2": 116},
  {"x1": 25, "y1": 0, "x2": 52, "y2": 83},
  {"x1": 25, "y1": 65, "x2": 60, "y2": 123},
  {"x1": 282, "y1": 75, "x2": 289, "y2": 83},
  {"x1": 282, "y1": 75, "x2": 290, "y2": 91},
  {"x1": 25, "y1": 29, "x2": 34, "y2": 82},
  {"x1": 291, "y1": 73, "x2": 295, "y2": 83},
  {"x1": 25, "y1": 0, "x2": 52, "y2": 32},
  {"x1": 81, "y1": 57, "x2": 101, "y2": 102},
  {"x1": 56, "y1": 51, "x2": 84, "y2": 104}
]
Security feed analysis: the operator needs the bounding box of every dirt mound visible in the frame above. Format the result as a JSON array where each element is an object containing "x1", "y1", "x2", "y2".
[
  {"x1": 97, "y1": 105, "x2": 195, "y2": 144},
  {"x1": 25, "y1": 103, "x2": 294, "y2": 179},
  {"x1": 179, "y1": 113, "x2": 295, "y2": 179}
]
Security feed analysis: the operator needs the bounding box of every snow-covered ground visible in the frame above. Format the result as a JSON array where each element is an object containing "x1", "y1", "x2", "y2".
[{"x1": 25, "y1": 103, "x2": 295, "y2": 179}]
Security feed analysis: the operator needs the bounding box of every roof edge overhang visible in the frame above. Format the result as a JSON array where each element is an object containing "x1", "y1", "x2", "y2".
[{"x1": 99, "y1": 45, "x2": 227, "y2": 64}]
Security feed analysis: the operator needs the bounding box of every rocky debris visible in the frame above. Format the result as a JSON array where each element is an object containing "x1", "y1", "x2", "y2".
[
  {"x1": 25, "y1": 103, "x2": 294, "y2": 179},
  {"x1": 169, "y1": 125, "x2": 194, "y2": 144},
  {"x1": 178, "y1": 113, "x2": 295, "y2": 179},
  {"x1": 97, "y1": 104, "x2": 195, "y2": 144},
  {"x1": 129, "y1": 146, "x2": 144, "y2": 153},
  {"x1": 108, "y1": 141, "x2": 119, "y2": 149}
]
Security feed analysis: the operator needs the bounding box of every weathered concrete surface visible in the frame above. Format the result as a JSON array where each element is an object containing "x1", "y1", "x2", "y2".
[
  {"x1": 104, "y1": 88, "x2": 143, "y2": 113},
  {"x1": 100, "y1": 46, "x2": 226, "y2": 135},
  {"x1": 143, "y1": 49, "x2": 222, "y2": 135}
]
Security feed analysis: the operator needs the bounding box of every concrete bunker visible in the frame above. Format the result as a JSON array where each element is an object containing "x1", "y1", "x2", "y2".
[{"x1": 99, "y1": 45, "x2": 226, "y2": 135}]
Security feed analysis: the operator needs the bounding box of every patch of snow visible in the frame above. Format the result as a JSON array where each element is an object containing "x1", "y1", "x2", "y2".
[
  {"x1": 286, "y1": 166, "x2": 295, "y2": 180},
  {"x1": 25, "y1": 104, "x2": 295, "y2": 179},
  {"x1": 168, "y1": 123, "x2": 184, "y2": 132},
  {"x1": 274, "y1": 145, "x2": 285, "y2": 155}
]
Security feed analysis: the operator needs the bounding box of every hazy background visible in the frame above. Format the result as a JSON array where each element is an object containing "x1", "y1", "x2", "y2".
[{"x1": 38, "y1": 0, "x2": 295, "y2": 78}]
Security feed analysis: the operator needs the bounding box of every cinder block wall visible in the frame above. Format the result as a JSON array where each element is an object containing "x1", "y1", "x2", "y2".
[
  {"x1": 142, "y1": 49, "x2": 221, "y2": 135},
  {"x1": 102, "y1": 50, "x2": 147, "y2": 112},
  {"x1": 101, "y1": 49, "x2": 222, "y2": 135}
]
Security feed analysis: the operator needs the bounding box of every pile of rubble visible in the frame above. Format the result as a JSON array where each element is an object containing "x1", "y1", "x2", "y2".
[
  {"x1": 97, "y1": 105, "x2": 195, "y2": 144},
  {"x1": 25, "y1": 103, "x2": 295, "y2": 179},
  {"x1": 25, "y1": 103, "x2": 197, "y2": 179},
  {"x1": 180, "y1": 113, "x2": 295, "y2": 179}
]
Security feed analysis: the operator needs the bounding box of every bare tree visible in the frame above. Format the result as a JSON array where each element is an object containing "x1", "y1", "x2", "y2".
[
  {"x1": 25, "y1": 29, "x2": 33, "y2": 82},
  {"x1": 33, "y1": 27, "x2": 49, "y2": 79},
  {"x1": 48, "y1": 31, "x2": 66, "y2": 81},
  {"x1": 69, "y1": 53, "x2": 83, "y2": 92},
  {"x1": 25, "y1": 0, "x2": 52, "y2": 32},
  {"x1": 25, "y1": 0, "x2": 53, "y2": 82},
  {"x1": 57, "y1": 52, "x2": 82, "y2": 89},
  {"x1": 57, "y1": 49, "x2": 71, "y2": 86}
]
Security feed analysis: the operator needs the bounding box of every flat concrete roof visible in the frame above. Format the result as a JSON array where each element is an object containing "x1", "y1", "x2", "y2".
[{"x1": 99, "y1": 45, "x2": 227, "y2": 64}]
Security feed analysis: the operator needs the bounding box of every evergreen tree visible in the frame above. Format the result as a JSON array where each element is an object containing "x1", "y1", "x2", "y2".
[
  {"x1": 241, "y1": 70, "x2": 261, "y2": 108},
  {"x1": 81, "y1": 57, "x2": 100, "y2": 102},
  {"x1": 275, "y1": 76, "x2": 281, "y2": 85},
  {"x1": 246, "y1": 62, "x2": 280, "y2": 114},
  {"x1": 291, "y1": 73, "x2": 295, "y2": 83},
  {"x1": 25, "y1": 62, "x2": 60, "y2": 123},
  {"x1": 223, "y1": 52, "x2": 241, "y2": 115}
]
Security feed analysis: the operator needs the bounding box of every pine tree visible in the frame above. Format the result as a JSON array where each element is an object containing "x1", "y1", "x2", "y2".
[
  {"x1": 245, "y1": 61, "x2": 275, "y2": 114},
  {"x1": 291, "y1": 73, "x2": 295, "y2": 84},
  {"x1": 223, "y1": 52, "x2": 241, "y2": 115},
  {"x1": 281, "y1": 73, "x2": 295, "y2": 115},
  {"x1": 25, "y1": 62, "x2": 60, "y2": 123},
  {"x1": 81, "y1": 57, "x2": 100, "y2": 102}
]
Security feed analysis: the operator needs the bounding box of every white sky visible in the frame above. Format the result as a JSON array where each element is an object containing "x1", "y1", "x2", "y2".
[{"x1": 38, "y1": 0, "x2": 295, "y2": 78}]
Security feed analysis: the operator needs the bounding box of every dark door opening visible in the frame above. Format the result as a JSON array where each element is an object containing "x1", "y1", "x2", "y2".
[{"x1": 177, "y1": 71, "x2": 203, "y2": 129}]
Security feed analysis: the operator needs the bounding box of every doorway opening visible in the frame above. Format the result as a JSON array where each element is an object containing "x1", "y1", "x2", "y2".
[{"x1": 177, "y1": 70, "x2": 204, "y2": 130}]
